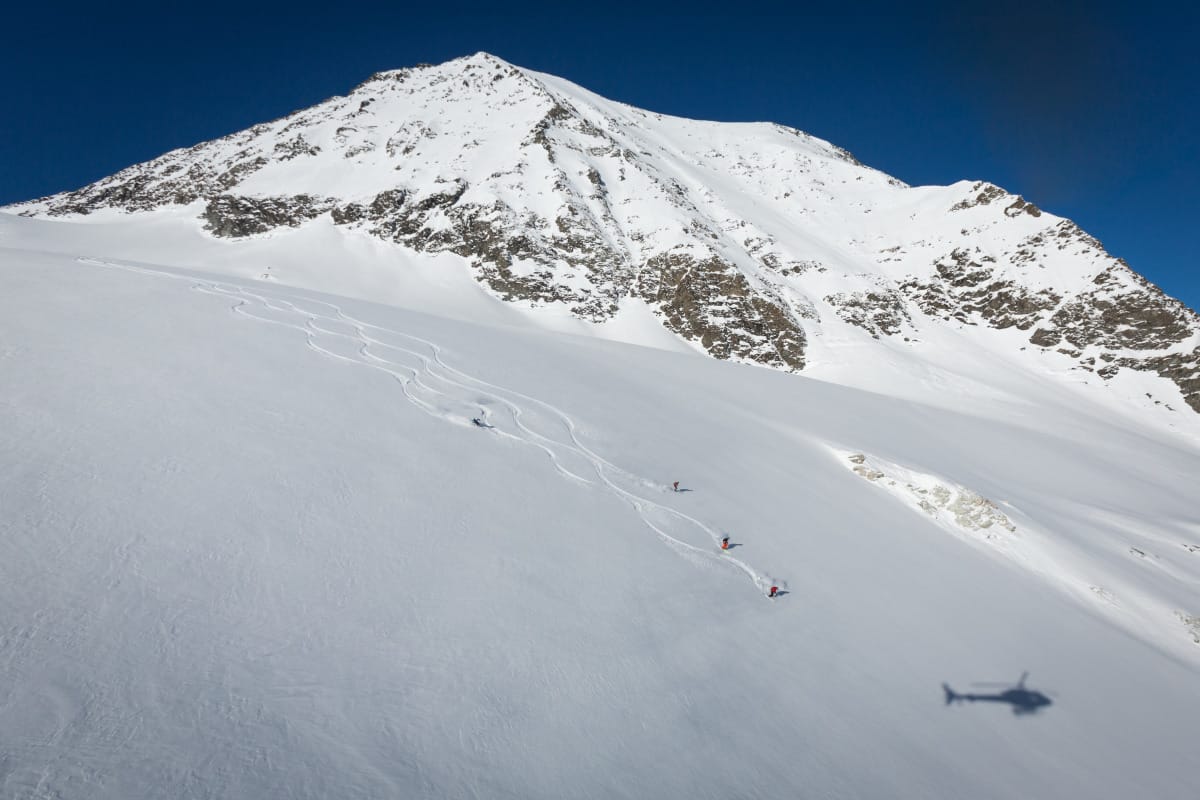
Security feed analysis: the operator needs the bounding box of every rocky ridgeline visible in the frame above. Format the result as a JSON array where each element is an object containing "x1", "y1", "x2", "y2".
[
  {"x1": 12, "y1": 57, "x2": 1199, "y2": 408},
  {"x1": 831, "y1": 183, "x2": 1200, "y2": 411}
]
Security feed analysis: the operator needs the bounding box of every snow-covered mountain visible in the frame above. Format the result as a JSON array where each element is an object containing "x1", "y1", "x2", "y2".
[
  {"x1": 4, "y1": 54, "x2": 1200, "y2": 799},
  {"x1": 10, "y1": 52, "x2": 1199, "y2": 418}
]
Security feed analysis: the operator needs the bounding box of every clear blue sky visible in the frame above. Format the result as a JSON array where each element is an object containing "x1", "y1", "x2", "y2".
[{"x1": 3, "y1": 1, "x2": 1196, "y2": 308}]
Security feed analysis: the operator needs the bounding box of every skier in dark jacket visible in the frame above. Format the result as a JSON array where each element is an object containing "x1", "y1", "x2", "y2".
[{"x1": 720, "y1": 536, "x2": 730, "y2": 550}]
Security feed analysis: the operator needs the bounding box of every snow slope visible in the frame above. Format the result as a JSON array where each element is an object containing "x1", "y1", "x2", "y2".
[{"x1": 3, "y1": 242, "x2": 1199, "y2": 799}]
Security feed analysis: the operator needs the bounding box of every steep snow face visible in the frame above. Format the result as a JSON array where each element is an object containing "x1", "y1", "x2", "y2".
[
  {"x1": 3, "y1": 249, "x2": 1200, "y2": 799},
  {"x1": 9, "y1": 53, "x2": 1200, "y2": 415}
]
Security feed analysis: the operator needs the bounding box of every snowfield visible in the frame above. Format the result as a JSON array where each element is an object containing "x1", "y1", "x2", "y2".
[{"x1": 3, "y1": 221, "x2": 1199, "y2": 798}]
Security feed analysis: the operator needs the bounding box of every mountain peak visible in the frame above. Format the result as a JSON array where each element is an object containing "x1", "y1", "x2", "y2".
[
  {"x1": 8, "y1": 55, "x2": 1200, "y2": 417},
  {"x1": 357, "y1": 51, "x2": 528, "y2": 90}
]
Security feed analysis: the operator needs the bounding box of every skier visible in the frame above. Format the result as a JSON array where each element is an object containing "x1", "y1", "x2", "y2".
[
  {"x1": 472, "y1": 417, "x2": 487, "y2": 428},
  {"x1": 720, "y1": 536, "x2": 730, "y2": 550},
  {"x1": 672, "y1": 481, "x2": 680, "y2": 492},
  {"x1": 768, "y1": 586, "x2": 779, "y2": 598}
]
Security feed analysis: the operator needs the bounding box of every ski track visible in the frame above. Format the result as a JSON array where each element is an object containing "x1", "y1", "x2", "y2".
[{"x1": 79, "y1": 258, "x2": 778, "y2": 594}]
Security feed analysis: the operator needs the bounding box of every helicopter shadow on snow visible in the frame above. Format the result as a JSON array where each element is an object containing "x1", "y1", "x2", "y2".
[{"x1": 941, "y1": 672, "x2": 1056, "y2": 716}]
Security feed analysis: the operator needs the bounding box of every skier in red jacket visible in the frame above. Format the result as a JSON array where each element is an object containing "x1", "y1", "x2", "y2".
[
  {"x1": 720, "y1": 536, "x2": 730, "y2": 550},
  {"x1": 768, "y1": 586, "x2": 779, "y2": 598}
]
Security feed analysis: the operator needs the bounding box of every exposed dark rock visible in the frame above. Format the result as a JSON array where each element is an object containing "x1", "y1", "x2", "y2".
[
  {"x1": 825, "y1": 290, "x2": 911, "y2": 337},
  {"x1": 1004, "y1": 197, "x2": 1041, "y2": 218},
  {"x1": 202, "y1": 194, "x2": 334, "y2": 238},
  {"x1": 1029, "y1": 328, "x2": 1061, "y2": 347},
  {"x1": 386, "y1": 121, "x2": 437, "y2": 158},
  {"x1": 29, "y1": 143, "x2": 273, "y2": 216},
  {"x1": 1043, "y1": 263, "x2": 1194, "y2": 351},
  {"x1": 948, "y1": 181, "x2": 1040, "y2": 218},
  {"x1": 273, "y1": 135, "x2": 321, "y2": 161},
  {"x1": 830, "y1": 145, "x2": 864, "y2": 166},
  {"x1": 900, "y1": 248, "x2": 1060, "y2": 330},
  {"x1": 217, "y1": 157, "x2": 270, "y2": 190},
  {"x1": 329, "y1": 182, "x2": 624, "y2": 320},
  {"x1": 1097, "y1": 350, "x2": 1200, "y2": 413},
  {"x1": 635, "y1": 253, "x2": 806, "y2": 370},
  {"x1": 949, "y1": 181, "x2": 1007, "y2": 211},
  {"x1": 529, "y1": 102, "x2": 574, "y2": 156}
]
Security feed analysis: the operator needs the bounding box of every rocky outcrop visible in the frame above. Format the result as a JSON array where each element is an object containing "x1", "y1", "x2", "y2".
[
  {"x1": 273, "y1": 134, "x2": 321, "y2": 160},
  {"x1": 329, "y1": 177, "x2": 811, "y2": 366},
  {"x1": 950, "y1": 181, "x2": 1041, "y2": 218},
  {"x1": 825, "y1": 289, "x2": 911, "y2": 337},
  {"x1": 1033, "y1": 262, "x2": 1194, "y2": 351},
  {"x1": 1016, "y1": 259, "x2": 1200, "y2": 412},
  {"x1": 203, "y1": 194, "x2": 334, "y2": 237},
  {"x1": 330, "y1": 182, "x2": 628, "y2": 320},
  {"x1": 900, "y1": 248, "x2": 1061, "y2": 330},
  {"x1": 949, "y1": 181, "x2": 1007, "y2": 211},
  {"x1": 880, "y1": 227, "x2": 1200, "y2": 411},
  {"x1": 30, "y1": 151, "x2": 274, "y2": 216},
  {"x1": 1097, "y1": 349, "x2": 1200, "y2": 413},
  {"x1": 635, "y1": 253, "x2": 806, "y2": 370}
]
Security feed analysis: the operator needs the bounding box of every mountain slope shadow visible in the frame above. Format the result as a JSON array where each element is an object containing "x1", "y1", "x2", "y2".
[{"x1": 942, "y1": 672, "x2": 1055, "y2": 715}]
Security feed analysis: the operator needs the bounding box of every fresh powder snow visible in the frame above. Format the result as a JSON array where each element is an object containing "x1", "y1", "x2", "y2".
[
  {"x1": 3, "y1": 53, "x2": 1200, "y2": 800},
  {"x1": 3, "y1": 238, "x2": 1199, "y2": 798}
]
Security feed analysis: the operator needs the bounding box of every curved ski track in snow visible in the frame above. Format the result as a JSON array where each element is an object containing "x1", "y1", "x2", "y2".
[{"x1": 80, "y1": 258, "x2": 779, "y2": 594}]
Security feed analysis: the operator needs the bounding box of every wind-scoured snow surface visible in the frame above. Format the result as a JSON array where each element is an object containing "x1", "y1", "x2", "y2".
[{"x1": 3, "y1": 228, "x2": 1200, "y2": 798}]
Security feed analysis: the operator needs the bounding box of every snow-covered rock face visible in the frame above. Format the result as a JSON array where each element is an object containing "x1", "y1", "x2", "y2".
[{"x1": 11, "y1": 52, "x2": 1200, "y2": 411}]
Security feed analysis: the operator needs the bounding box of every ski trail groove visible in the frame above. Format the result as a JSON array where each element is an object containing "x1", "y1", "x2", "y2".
[{"x1": 79, "y1": 258, "x2": 780, "y2": 594}]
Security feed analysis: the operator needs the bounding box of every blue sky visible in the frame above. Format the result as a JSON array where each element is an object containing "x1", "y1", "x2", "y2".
[{"x1": 2, "y1": 1, "x2": 1195, "y2": 307}]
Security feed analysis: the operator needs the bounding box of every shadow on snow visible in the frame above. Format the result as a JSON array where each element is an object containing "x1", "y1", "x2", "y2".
[{"x1": 942, "y1": 672, "x2": 1054, "y2": 715}]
